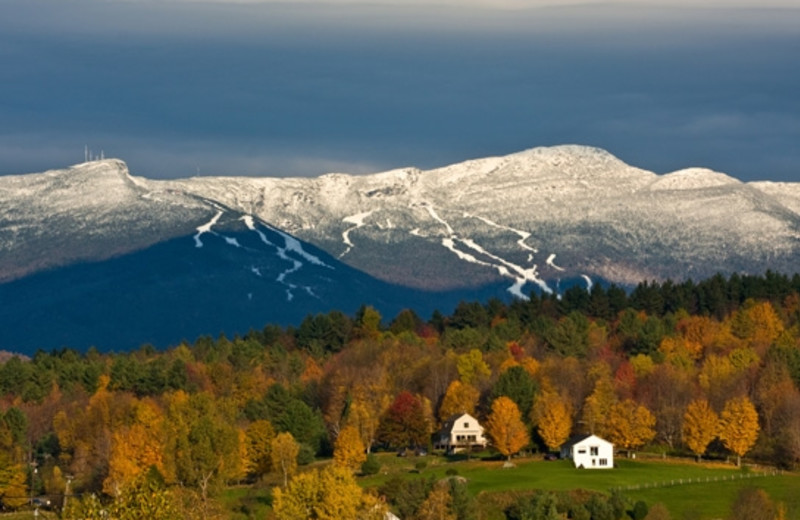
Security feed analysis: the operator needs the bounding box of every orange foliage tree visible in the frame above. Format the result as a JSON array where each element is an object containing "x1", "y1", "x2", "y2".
[
  {"x1": 532, "y1": 390, "x2": 573, "y2": 452},
  {"x1": 103, "y1": 397, "x2": 165, "y2": 496},
  {"x1": 485, "y1": 396, "x2": 530, "y2": 461},
  {"x1": 438, "y1": 380, "x2": 480, "y2": 423}
]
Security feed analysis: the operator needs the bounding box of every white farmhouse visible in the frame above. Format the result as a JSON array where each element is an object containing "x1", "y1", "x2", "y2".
[
  {"x1": 560, "y1": 434, "x2": 613, "y2": 469},
  {"x1": 434, "y1": 412, "x2": 488, "y2": 453}
]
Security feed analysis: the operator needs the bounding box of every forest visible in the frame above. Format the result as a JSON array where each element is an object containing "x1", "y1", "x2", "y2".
[{"x1": 1, "y1": 270, "x2": 800, "y2": 519}]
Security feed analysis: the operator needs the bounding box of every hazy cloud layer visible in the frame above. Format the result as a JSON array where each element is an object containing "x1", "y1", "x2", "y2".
[{"x1": 1, "y1": 0, "x2": 798, "y2": 180}]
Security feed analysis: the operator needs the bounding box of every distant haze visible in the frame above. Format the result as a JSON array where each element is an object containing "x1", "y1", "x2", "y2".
[{"x1": 1, "y1": 0, "x2": 798, "y2": 181}]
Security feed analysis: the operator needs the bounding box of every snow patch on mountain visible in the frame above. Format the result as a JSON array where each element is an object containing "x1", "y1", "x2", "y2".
[
  {"x1": 194, "y1": 211, "x2": 222, "y2": 248},
  {"x1": 546, "y1": 254, "x2": 565, "y2": 272},
  {"x1": 340, "y1": 210, "x2": 374, "y2": 258}
]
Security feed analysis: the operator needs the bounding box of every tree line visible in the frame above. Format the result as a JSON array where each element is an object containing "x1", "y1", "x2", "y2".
[{"x1": 0, "y1": 270, "x2": 799, "y2": 518}]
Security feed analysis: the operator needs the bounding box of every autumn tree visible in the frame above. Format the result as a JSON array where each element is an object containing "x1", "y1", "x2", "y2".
[
  {"x1": 485, "y1": 396, "x2": 530, "y2": 461},
  {"x1": 718, "y1": 396, "x2": 760, "y2": 467},
  {"x1": 728, "y1": 487, "x2": 783, "y2": 520},
  {"x1": 532, "y1": 390, "x2": 573, "y2": 452},
  {"x1": 272, "y1": 465, "x2": 385, "y2": 520},
  {"x1": 377, "y1": 391, "x2": 430, "y2": 449},
  {"x1": 682, "y1": 399, "x2": 719, "y2": 461},
  {"x1": 456, "y1": 349, "x2": 490, "y2": 387},
  {"x1": 582, "y1": 363, "x2": 617, "y2": 437},
  {"x1": 104, "y1": 397, "x2": 165, "y2": 496},
  {"x1": 333, "y1": 425, "x2": 366, "y2": 472},
  {"x1": 416, "y1": 483, "x2": 456, "y2": 520},
  {"x1": 438, "y1": 380, "x2": 479, "y2": 423},
  {"x1": 272, "y1": 432, "x2": 300, "y2": 488},
  {"x1": 606, "y1": 399, "x2": 656, "y2": 457},
  {"x1": 245, "y1": 419, "x2": 275, "y2": 479}
]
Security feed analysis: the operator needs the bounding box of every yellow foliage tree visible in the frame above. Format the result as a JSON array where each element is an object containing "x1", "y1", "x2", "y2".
[
  {"x1": 0, "y1": 457, "x2": 28, "y2": 510},
  {"x1": 272, "y1": 465, "x2": 385, "y2": 520},
  {"x1": 416, "y1": 484, "x2": 456, "y2": 520},
  {"x1": 456, "y1": 349, "x2": 491, "y2": 386},
  {"x1": 333, "y1": 425, "x2": 366, "y2": 472},
  {"x1": 438, "y1": 380, "x2": 480, "y2": 423},
  {"x1": 606, "y1": 399, "x2": 656, "y2": 457},
  {"x1": 582, "y1": 369, "x2": 617, "y2": 438},
  {"x1": 682, "y1": 399, "x2": 719, "y2": 461},
  {"x1": 272, "y1": 432, "x2": 300, "y2": 488},
  {"x1": 718, "y1": 396, "x2": 760, "y2": 467},
  {"x1": 103, "y1": 398, "x2": 165, "y2": 496},
  {"x1": 245, "y1": 419, "x2": 275, "y2": 478},
  {"x1": 532, "y1": 390, "x2": 573, "y2": 452},
  {"x1": 346, "y1": 382, "x2": 393, "y2": 453},
  {"x1": 485, "y1": 396, "x2": 530, "y2": 461}
]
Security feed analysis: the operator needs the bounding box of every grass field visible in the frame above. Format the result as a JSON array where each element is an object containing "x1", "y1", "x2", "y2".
[{"x1": 360, "y1": 453, "x2": 800, "y2": 519}]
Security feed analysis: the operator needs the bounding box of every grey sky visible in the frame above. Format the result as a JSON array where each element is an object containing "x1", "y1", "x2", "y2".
[{"x1": 1, "y1": 0, "x2": 798, "y2": 181}]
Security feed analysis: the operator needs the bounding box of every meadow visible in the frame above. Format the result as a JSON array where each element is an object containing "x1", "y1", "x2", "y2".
[{"x1": 360, "y1": 452, "x2": 799, "y2": 519}]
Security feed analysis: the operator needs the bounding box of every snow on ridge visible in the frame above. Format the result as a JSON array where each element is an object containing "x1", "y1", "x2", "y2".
[{"x1": 650, "y1": 168, "x2": 741, "y2": 191}]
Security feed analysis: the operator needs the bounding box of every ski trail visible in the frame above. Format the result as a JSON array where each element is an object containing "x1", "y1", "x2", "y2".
[
  {"x1": 546, "y1": 253, "x2": 565, "y2": 271},
  {"x1": 339, "y1": 211, "x2": 373, "y2": 258},
  {"x1": 423, "y1": 203, "x2": 553, "y2": 297},
  {"x1": 241, "y1": 215, "x2": 325, "y2": 302},
  {"x1": 422, "y1": 203, "x2": 454, "y2": 235},
  {"x1": 194, "y1": 211, "x2": 222, "y2": 248},
  {"x1": 242, "y1": 215, "x2": 273, "y2": 247},
  {"x1": 469, "y1": 214, "x2": 538, "y2": 255},
  {"x1": 582, "y1": 275, "x2": 593, "y2": 291}
]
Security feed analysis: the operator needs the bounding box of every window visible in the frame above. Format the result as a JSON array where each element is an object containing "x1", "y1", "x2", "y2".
[
  {"x1": 590, "y1": 447, "x2": 599, "y2": 456},
  {"x1": 464, "y1": 422, "x2": 470, "y2": 428},
  {"x1": 599, "y1": 458, "x2": 608, "y2": 466},
  {"x1": 578, "y1": 448, "x2": 586, "y2": 454}
]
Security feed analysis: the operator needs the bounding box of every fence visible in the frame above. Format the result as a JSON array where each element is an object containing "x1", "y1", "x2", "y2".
[{"x1": 610, "y1": 469, "x2": 784, "y2": 492}]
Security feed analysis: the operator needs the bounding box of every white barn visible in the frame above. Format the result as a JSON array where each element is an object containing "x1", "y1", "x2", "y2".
[
  {"x1": 560, "y1": 434, "x2": 613, "y2": 469},
  {"x1": 434, "y1": 412, "x2": 488, "y2": 453}
]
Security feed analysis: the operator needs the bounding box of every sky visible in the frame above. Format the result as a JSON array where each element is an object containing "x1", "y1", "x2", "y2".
[{"x1": 1, "y1": 0, "x2": 799, "y2": 181}]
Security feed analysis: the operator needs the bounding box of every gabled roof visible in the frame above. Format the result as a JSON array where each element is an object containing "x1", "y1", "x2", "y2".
[
  {"x1": 439, "y1": 412, "x2": 481, "y2": 433},
  {"x1": 562, "y1": 433, "x2": 613, "y2": 449}
]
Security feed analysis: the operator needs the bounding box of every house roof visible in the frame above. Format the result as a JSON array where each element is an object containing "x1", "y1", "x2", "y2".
[
  {"x1": 439, "y1": 412, "x2": 481, "y2": 433},
  {"x1": 562, "y1": 434, "x2": 613, "y2": 449}
]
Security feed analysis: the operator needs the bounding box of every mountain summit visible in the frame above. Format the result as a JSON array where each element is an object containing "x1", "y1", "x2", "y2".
[{"x1": 2, "y1": 145, "x2": 798, "y2": 351}]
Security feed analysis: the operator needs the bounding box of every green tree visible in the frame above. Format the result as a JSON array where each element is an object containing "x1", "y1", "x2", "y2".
[{"x1": 492, "y1": 365, "x2": 537, "y2": 418}]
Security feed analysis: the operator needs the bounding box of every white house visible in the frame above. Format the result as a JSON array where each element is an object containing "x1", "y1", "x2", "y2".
[
  {"x1": 560, "y1": 434, "x2": 613, "y2": 469},
  {"x1": 434, "y1": 412, "x2": 488, "y2": 453}
]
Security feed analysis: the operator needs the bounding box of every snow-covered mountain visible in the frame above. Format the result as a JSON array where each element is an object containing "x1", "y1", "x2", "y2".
[
  {"x1": 162, "y1": 144, "x2": 800, "y2": 293},
  {"x1": 1, "y1": 145, "x2": 799, "y2": 351}
]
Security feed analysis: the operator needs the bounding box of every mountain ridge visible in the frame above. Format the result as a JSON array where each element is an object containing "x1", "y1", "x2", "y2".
[{"x1": 2, "y1": 144, "x2": 799, "y2": 350}]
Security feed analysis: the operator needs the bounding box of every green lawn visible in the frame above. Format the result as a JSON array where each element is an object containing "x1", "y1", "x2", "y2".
[{"x1": 359, "y1": 453, "x2": 800, "y2": 519}]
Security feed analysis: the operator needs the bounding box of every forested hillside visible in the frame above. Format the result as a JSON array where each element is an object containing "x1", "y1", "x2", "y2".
[{"x1": 1, "y1": 271, "x2": 799, "y2": 518}]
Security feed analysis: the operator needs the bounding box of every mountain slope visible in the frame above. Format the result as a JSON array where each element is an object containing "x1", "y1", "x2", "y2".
[
  {"x1": 0, "y1": 209, "x2": 503, "y2": 352},
  {"x1": 1, "y1": 145, "x2": 799, "y2": 352},
  {"x1": 165, "y1": 145, "x2": 800, "y2": 292}
]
